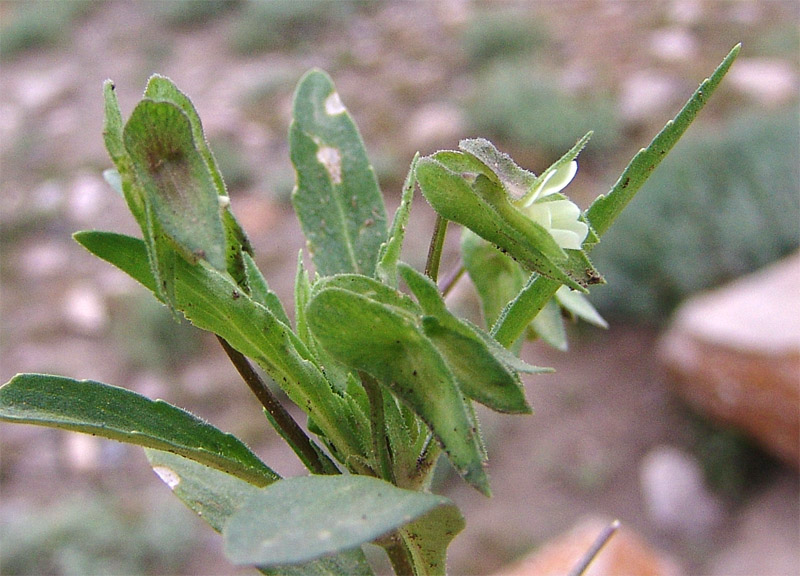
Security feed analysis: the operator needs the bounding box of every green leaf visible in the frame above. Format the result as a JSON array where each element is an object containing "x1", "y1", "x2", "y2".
[
  {"x1": 398, "y1": 263, "x2": 531, "y2": 414},
  {"x1": 306, "y1": 282, "x2": 489, "y2": 495},
  {"x1": 0, "y1": 374, "x2": 277, "y2": 487},
  {"x1": 377, "y1": 153, "x2": 419, "y2": 286},
  {"x1": 290, "y1": 68, "x2": 388, "y2": 277},
  {"x1": 123, "y1": 98, "x2": 227, "y2": 271},
  {"x1": 145, "y1": 450, "x2": 373, "y2": 576},
  {"x1": 74, "y1": 231, "x2": 368, "y2": 470},
  {"x1": 223, "y1": 475, "x2": 458, "y2": 567},
  {"x1": 103, "y1": 80, "x2": 145, "y2": 226}
]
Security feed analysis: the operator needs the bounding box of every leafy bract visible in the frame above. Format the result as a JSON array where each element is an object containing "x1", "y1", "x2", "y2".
[
  {"x1": 290, "y1": 68, "x2": 388, "y2": 277},
  {"x1": 146, "y1": 450, "x2": 373, "y2": 576},
  {"x1": 223, "y1": 475, "x2": 460, "y2": 567},
  {"x1": 0, "y1": 374, "x2": 277, "y2": 487},
  {"x1": 306, "y1": 276, "x2": 489, "y2": 495},
  {"x1": 398, "y1": 263, "x2": 535, "y2": 414},
  {"x1": 377, "y1": 153, "x2": 419, "y2": 286}
]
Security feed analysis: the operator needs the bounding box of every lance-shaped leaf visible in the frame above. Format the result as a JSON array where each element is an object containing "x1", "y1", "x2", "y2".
[
  {"x1": 74, "y1": 231, "x2": 368, "y2": 469},
  {"x1": 398, "y1": 264, "x2": 533, "y2": 414},
  {"x1": 0, "y1": 374, "x2": 277, "y2": 487},
  {"x1": 306, "y1": 281, "x2": 489, "y2": 495},
  {"x1": 123, "y1": 99, "x2": 227, "y2": 271},
  {"x1": 223, "y1": 475, "x2": 460, "y2": 567},
  {"x1": 290, "y1": 69, "x2": 388, "y2": 277},
  {"x1": 146, "y1": 450, "x2": 373, "y2": 576}
]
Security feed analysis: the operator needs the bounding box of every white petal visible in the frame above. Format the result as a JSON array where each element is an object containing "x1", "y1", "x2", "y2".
[{"x1": 541, "y1": 161, "x2": 578, "y2": 197}]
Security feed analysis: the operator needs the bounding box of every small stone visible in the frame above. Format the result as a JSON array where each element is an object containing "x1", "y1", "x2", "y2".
[
  {"x1": 648, "y1": 28, "x2": 697, "y2": 62},
  {"x1": 405, "y1": 102, "x2": 465, "y2": 150},
  {"x1": 640, "y1": 446, "x2": 724, "y2": 536},
  {"x1": 619, "y1": 71, "x2": 680, "y2": 124},
  {"x1": 62, "y1": 284, "x2": 108, "y2": 334},
  {"x1": 658, "y1": 253, "x2": 800, "y2": 467},
  {"x1": 726, "y1": 58, "x2": 798, "y2": 106}
]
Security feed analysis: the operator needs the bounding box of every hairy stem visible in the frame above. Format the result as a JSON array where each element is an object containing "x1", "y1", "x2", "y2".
[
  {"x1": 216, "y1": 336, "x2": 338, "y2": 475},
  {"x1": 440, "y1": 263, "x2": 466, "y2": 298}
]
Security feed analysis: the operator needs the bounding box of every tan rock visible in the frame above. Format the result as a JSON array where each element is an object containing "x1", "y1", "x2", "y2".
[
  {"x1": 495, "y1": 517, "x2": 682, "y2": 576},
  {"x1": 658, "y1": 253, "x2": 800, "y2": 467}
]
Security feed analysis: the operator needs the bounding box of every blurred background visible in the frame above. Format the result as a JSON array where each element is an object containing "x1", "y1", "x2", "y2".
[{"x1": 1, "y1": 1, "x2": 798, "y2": 574}]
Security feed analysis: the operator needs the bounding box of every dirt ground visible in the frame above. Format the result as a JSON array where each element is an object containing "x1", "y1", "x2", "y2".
[{"x1": 1, "y1": 2, "x2": 798, "y2": 575}]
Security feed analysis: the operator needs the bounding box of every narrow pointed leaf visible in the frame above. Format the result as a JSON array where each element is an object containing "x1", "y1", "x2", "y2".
[
  {"x1": 290, "y1": 69, "x2": 388, "y2": 276},
  {"x1": 0, "y1": 374, "x2": 277, "y2": 487},
  {"x1": 145, "y1": 450, "x2": 372, "y2": 576},
  {"x1": 586, "y1": 44, "x2": 741, "y2": 236},
  {"x1": 223, "y1": 475, "x2": 458, "y2": 567}
]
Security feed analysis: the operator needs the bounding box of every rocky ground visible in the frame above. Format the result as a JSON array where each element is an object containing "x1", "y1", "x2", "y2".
[{"x1": 1, "y1": 2, "x2": 798, "y2": 574}]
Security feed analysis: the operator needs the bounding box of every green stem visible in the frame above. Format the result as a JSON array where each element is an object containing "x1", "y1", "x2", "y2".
[
  {"x1": 216, "y1": 336, "x2": 338, "y2": 475},
  {"x1": 440, "y1": 264, "x2": 466, "y2": 298},
  {"x1": 424, "y1": 214, "x2": 448, "y2": 282},
  {"x1": 361, "y1": 372, "x2": 394, "y2": 483}
]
